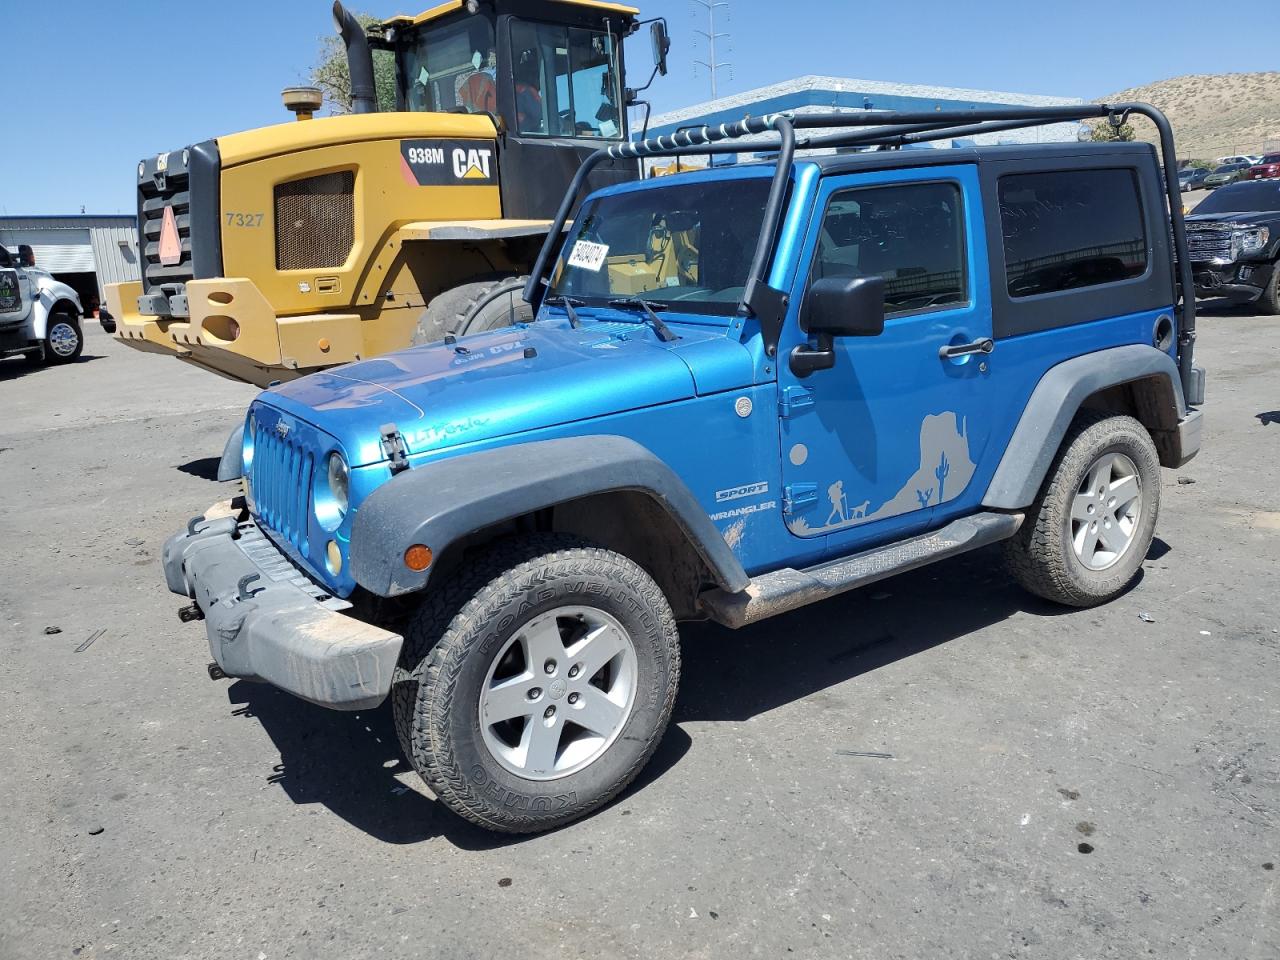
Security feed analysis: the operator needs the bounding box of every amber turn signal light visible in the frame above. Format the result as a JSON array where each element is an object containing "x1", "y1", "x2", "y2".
[{"x1": 404, "y1": 544, "x2": 433, "y2": 571}]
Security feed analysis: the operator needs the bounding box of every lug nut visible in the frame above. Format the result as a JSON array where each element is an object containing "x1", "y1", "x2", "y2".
[
  {"x1": 568, "y1": 664, "x2": 581, "y2": 679},
  {"x1": 543, "y1": 705, "x2": 556, "y2": 719},
  {"x1": 544, "y1": 659, "x2": 557, "y2": 675},
  {"x1": 568, "y1": 692, "x2": 580, "y2": 704},
  {"x1": 528, "y1": 687, "x2": 542, "y2": 701}
]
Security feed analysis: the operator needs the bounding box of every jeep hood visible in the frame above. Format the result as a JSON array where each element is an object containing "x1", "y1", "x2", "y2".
[{"x1": 264, "y1": 321, "x2": 751, "y2": 465}]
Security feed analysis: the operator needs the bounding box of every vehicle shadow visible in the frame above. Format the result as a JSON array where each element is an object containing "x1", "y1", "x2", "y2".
[
  {"x1": 674, "y1": 544, "x2": 1084, "y2": 724},
  {"x1": 0, "y1": 353, "x2": 104, "y2": 382},
  {"x1": 176, "y1": 456, "x2": 222, "y2": 481},
  {"x1": 227, "y1": 542, "x2": 1142, "y2": 844},
  {"x1": 225, "y1": 678, "x2": 692, "y2": 848}
]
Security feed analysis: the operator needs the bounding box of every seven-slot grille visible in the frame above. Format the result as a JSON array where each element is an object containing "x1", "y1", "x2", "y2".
[
  {"x1": 251, "y1": 419, "x2": 317, "y2": 557},
  {"x1": 138, "y1": 158, "x2": 193, "y2": 292},
  {"x1": 1185, "y1": 227, "x2": 1233, "y2": 262}
]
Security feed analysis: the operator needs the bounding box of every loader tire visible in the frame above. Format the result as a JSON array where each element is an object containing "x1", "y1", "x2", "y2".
[{"x1": 410, "y1": 275, "x2": 533, "y2": 346}]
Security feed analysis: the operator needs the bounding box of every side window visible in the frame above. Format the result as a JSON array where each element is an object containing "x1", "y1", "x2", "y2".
[
  {"x1": 999, "y1": 169, "x2": 1147, "y2": 299},
  {"x1": 813, "y1": 181, "x2": 967, "y2": 317},
  {"x1": 509, "y1": 21, "x2": 621, "y2": 139},
  {"x1": 0, "y1": 246, "x2": 10, "y2": 268}
]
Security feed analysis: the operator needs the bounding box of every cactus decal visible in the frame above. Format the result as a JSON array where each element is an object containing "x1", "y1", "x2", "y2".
[{"x1": 935, "y1": 451, "x2": 950, "y2": 502}]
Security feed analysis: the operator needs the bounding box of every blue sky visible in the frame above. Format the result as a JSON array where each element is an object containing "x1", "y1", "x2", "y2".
[{"x1": 4, "y1": 0, "x2": 1275, "y2": 214}]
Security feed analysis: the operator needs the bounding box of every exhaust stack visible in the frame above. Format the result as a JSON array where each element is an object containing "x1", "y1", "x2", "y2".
[{"x1": 332, "y1": 1, "x2": 377, "y2": 115}]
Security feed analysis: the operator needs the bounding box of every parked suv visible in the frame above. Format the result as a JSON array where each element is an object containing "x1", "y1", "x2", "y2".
[
  {"x1": 0, "y1": 245, "x2": 86, "y2": 364},
  {"x1": 1246, "y1": 153, "x2": 1280, "y2": 181},
  {"x1": 1186, "y1": 179, "x2": 1280, "y2": 311},
  {"x1": 163, "y1": 106, "x2": 1203, "y2": 833}
]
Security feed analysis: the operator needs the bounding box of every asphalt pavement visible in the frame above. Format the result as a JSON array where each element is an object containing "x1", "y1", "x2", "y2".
[{"x1": 1, "y1": 310, "x2": 1276, "y2": 959}]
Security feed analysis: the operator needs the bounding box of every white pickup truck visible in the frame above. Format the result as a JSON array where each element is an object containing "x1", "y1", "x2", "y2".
[{"x1": 0, "y1": 245, "x2": 85, "y2": 364}]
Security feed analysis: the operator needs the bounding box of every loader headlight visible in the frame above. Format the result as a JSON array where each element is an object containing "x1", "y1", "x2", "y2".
[{"x1": 316, "y1": 451, "x2": 349, "y2": 530}]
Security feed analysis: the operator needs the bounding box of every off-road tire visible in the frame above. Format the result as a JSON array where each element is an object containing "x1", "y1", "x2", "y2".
[
  {"x1": 391, "y1": 535, "x2": 681, "y2": 833},
  {"x1": 1004, "y1": 411, "x2": 1160, "y2": 608},
  {"x1": 43, "y1": 310, "x2": 83, "y2": 364},
  {"x1": 1257, "y1": 262, "x2": 1280, "y2": 315},
  {"x1": 409, "y1": 275, "x2": 533, "y2": 345}
]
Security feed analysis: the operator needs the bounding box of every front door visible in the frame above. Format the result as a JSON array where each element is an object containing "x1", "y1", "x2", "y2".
[{"x1": 777, "y1": 164, "x2": 995, "y2": 554}]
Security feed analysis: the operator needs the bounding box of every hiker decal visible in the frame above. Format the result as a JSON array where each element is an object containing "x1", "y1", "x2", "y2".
[{"x1": 788, "y1": 412, "x2": 977, "y2": 535}]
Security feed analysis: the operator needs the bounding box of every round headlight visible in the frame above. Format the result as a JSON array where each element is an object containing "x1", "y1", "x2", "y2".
[
  {"x1": 242, "y1": 417, "x2": 256, "y2": 507},
  {"x1": 242, "y1": 416, "x2": 255, "y2": 470},
  {"x1": 327, "y1": 451, "x2": 350, "y2": 516}
]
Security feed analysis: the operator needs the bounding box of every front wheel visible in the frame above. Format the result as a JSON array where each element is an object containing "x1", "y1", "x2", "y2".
[
  {"x1": 409, "y1": 275, "x2": 533, "y2": 345},
  {"x1": 392, "y1": 535, "x2": 680, "y2": 833},
  {"x1": 1004, "y1": 412, "x2": 1160, "y2": 607},
  {"x1": 1257, "y1": 262, "x2": 1280, "y2": 315},
  {"x1": 44, "y1": 310, "x2": 83, "y2": 364}
]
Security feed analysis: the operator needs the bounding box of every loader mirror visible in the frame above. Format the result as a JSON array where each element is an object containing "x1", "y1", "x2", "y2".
[{"x1": 650, "y1": 21, "x2": 670, "y2": 77}]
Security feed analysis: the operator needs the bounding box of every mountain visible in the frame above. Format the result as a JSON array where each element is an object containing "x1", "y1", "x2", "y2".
[{"x1": 1096, "y1": 72, "x2": 1280, "y2": 160}]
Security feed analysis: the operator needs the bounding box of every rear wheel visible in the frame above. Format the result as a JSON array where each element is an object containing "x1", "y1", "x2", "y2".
[
  {"x1": 1004, "y1": 412, "x2": 1160, "y2": 607},
  {"x1": 392, "y1": 535, "x2": 680, "y2": 833},
  {"x1": 44, "y1": 310, "x2": 83, "y2": 364},
  {"x1": 409, "y1": 275, "x2": 533, "y2": 345}
]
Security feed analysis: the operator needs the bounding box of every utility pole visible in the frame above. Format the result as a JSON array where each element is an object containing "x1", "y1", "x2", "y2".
[{"x1": 691, "y1": 0, "x2": 731, "y2": 100}]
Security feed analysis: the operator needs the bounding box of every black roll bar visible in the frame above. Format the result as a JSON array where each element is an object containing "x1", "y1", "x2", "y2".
[{"x1": 523, "y1": 103, "x2": 1197, "y2": 401}]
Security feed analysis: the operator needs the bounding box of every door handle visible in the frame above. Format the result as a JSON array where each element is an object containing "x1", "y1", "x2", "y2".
[{"x1": 938, "y1": 337, "x2": 994, "y2": 359}]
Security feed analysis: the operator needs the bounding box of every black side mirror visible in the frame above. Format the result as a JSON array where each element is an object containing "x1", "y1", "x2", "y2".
[
  {"x1": 17, "y1": 244, "x2": 35, "y2": 268},
  {"x1": 791, "y1": 275, "x2": 885, "y2": 377},
  {"x1": 650, "y1": 21, "x2": 670, "y2": 77}
]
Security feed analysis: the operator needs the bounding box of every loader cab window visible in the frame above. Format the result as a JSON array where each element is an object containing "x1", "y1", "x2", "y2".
[
  {"x1": 401, "y1": 15, "x2": 498, "y2": 115},
  {"x1": 509, "y1": 20, "x2": 622, "y2": 139}
]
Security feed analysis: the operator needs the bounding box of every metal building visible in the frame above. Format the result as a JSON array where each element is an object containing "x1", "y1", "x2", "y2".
[
  {"x1": 0, "y1": 215, "x2": 140, "y2": 316},
  {"x1": 643, "y1": 75, "x2": 1085, "y2": 170}
]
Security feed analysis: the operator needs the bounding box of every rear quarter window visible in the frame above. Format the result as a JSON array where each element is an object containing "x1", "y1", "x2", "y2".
[{"x1": 999, "y1": 169, "x2": 1148, "y2": 299}]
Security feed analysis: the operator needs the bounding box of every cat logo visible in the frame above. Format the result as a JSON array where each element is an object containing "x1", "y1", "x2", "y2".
[
  {"x1": 452, "y1": 147, "x2": 493, "y2": 180},
  {"x1": 399, "y1": 139, "x2": 497, "y2": 186}
]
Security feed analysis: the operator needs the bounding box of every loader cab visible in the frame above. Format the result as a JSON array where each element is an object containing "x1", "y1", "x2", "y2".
[{"x1": 386, "y1": 0, "x2": 642, "y2": 218}]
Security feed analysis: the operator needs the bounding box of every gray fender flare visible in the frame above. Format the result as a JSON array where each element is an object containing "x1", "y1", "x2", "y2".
[
  {"x1": 217, "y1": 424, "x2": 244, "y2": 481},
  {"x1": 983, "y1": 344, "x2": 1187, "y2": 509},
  {"x1": 350, "y1": 435, "x2": 750, "y2": 597}
]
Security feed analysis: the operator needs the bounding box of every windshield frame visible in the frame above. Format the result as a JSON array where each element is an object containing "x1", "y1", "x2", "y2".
[{"x1": 1191, "y1": 180, "x2": 1280, "y2": 215}]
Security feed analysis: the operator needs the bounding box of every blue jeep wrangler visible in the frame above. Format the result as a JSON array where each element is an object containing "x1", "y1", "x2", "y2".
[{"x1": 164, "y1": 105, "x2": 1204, "y2": 833}]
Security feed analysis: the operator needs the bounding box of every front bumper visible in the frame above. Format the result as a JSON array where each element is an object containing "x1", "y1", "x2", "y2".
[
  {"x1": 163, "y1": 507, "x2": 403, "y2": 710},
  {"x1": 1192, "y1": 261, "x2": 1274, "y2": 302}
]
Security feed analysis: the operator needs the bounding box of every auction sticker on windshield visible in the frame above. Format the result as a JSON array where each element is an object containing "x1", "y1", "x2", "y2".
[{"x1": 567, "y1": 240, "x2": 609, "y2": 272}]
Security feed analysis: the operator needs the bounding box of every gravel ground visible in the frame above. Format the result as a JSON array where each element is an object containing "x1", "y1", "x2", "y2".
[{"x1": 1, "y1": 309, "x2": 1276, "y2": 960}]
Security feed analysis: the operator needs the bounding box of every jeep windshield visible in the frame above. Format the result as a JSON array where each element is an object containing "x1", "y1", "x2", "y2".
[
  {"x1": 547, "y1": 175, "x2": 773, "y2": 316},
  {"x1": 1194, "y1": 181, "x2": 1280, "y2": 214}
]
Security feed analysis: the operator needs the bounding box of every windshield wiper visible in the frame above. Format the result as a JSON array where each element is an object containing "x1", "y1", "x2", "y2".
[
  {"x1": 543, "y1": 294, "x2": 584, "y2": 329},
  {"x1": 607, "y1": 297, "x2": 680, "y2": 342}
]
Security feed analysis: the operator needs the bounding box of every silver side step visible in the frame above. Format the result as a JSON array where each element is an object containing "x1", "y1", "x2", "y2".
[{"x1": 700, "y1": 511, "x2": 1023, "y2": 628}]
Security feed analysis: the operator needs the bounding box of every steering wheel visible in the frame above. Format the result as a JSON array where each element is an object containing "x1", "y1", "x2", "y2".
[{"x1": 459, "y1": 72, "x2": 497, "y2": 114}]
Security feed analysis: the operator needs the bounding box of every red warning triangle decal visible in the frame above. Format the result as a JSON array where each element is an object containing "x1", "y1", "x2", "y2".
[{"x1": 158, "y1": 205, "x2": 182, "y2": 266}]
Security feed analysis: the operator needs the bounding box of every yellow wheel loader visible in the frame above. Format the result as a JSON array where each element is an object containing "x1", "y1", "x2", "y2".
[{"x1": 106, "y1": 0, "x2": 670, "y2": 387}]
